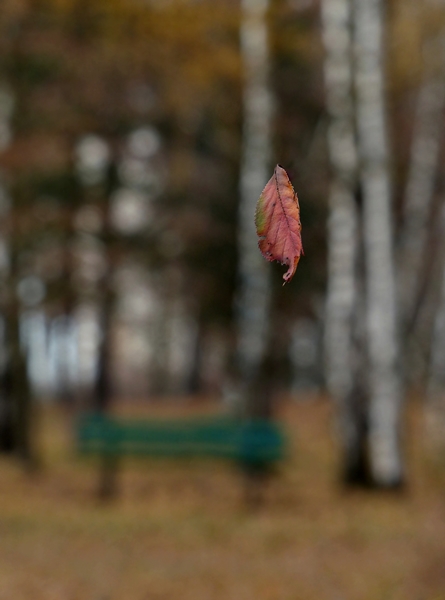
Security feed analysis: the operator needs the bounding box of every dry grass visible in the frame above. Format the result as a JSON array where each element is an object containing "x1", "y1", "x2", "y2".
[{"x1": 0, "y1": 396, "x2": 445, "y2": 600}]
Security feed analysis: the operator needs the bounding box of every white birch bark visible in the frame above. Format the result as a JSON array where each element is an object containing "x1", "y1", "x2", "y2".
[
  {"x1": 321, "y1": 0, "x2": 357, "y2": 401},
  {"x1": 236, "y1": 0, "x2": 273, "y2": 381},
  {"x1": 398, "y1": 38, "x2": 445, "y2": 329},
  {"x1": 321, "y1": 0, "x2": 364, "y2": 469},
  {"x1": 353, "y1": 0, "x2": 403, "y2": 485}
]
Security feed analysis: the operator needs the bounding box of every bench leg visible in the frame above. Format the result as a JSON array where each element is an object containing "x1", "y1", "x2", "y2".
[
  {"x1": 99, "y1": 454, "x2": 119, "y2": 500},
  {"x1": 242, "y1": 464, "x2": 269, "y2": 509}
]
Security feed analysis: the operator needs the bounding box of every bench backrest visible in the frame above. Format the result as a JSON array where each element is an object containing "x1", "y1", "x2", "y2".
[{"x1": 77, "y1": 414, "x2": 285, "y2": 465}]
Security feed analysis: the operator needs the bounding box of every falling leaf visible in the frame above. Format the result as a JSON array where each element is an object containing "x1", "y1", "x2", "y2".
[{"x1": 255, "y1": 165, "x2": 303, "y2": 284}]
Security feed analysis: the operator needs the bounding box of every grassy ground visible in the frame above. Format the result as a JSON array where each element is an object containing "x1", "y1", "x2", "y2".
[{"x1": 0, "y1": 396, "x2": 445, "y2": 600}]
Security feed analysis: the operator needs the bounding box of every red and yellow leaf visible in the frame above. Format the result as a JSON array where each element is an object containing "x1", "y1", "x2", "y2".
[{"x1": 255, "y1": 165, "x2": 303, "y2": 284}]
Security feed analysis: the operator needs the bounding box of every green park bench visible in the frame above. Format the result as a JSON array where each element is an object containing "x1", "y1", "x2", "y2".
[{"x1": 77, "y1": 413, "x2": 286, "y2": 501}]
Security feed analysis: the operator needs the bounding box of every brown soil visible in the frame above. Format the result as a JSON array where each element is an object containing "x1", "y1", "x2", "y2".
[{"x1": 0, "y1": 396, "x2": 444, "y2": 600}]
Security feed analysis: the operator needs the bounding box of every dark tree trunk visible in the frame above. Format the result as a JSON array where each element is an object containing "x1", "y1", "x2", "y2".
[
  {"x1": 0, "y1": 308, "x2": 36, "y2": 469},
  {"x1": 341, "y1": 382, "x2": 370, "y2": 486},
  {"x1": 0, "y1": 361, "x2": 15, "y2": 453},
  {"x1": 93, "y1": 288, "x2": 114, "y2": 413}
]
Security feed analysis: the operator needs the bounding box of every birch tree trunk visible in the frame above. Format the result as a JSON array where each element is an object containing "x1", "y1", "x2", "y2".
[
  {"x1": 353, "y1": 0, "x2": 403, "y2": 486},
  {"x1": 398, "y1": 38, "x2": 445, "y2": 334},
  {"x1": 236, "y1": 0, "x2": 273, "y2": 397},
  {"x1": 321, "y1": 0, "x2": 367, "y2": 480}
]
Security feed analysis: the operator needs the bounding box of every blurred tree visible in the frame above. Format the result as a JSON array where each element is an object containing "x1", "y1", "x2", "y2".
[
  {"x1": 397, "y1": 4, "x2": 445, "y2": 390},
  {"x1": 235, "y1": 0, "x2": 273, "y2": 416},
  {"x1": 323, "y1": 0, "x2": 404, "y2": 486},
  {"x1": 0, "y1": 83, "x2": 37, "y2": 467},
  {"x1": 397, "y1": 39, "x2": 445, "y2": 335},
  {"x1": 354, "y1": 0, "x2": 402, "y2": 487},
  {"x1": 321, "y1": 0, "x2": 363, "y2": 482},
  {"x1": 74, "y1": 134, "x2": 115, "y2": 411},
  {"x1": 427, "y1": 241, "x2": 445, "y2": 443},
  {"x1": 0, "y1": 85, "x2": 16, "y2": 453}
]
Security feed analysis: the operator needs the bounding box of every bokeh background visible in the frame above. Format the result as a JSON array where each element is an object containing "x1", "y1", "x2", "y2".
[{"x1": 1, "y1": 0, "x2": 445, "y2": 598}]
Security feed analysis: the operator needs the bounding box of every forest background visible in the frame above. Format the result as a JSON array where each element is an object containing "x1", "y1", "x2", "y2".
[{"x1": 1, "y1": 0, "x2": 445, "y2": 598}]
